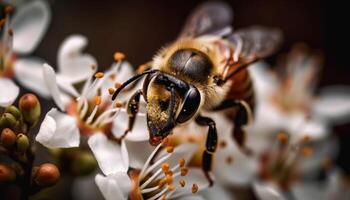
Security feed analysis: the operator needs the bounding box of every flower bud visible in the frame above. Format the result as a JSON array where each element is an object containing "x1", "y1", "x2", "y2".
[
  {"x1": 71, "y1": 151, "x2": 98, "y2": 176},
  {"x1": 0, "y1": 113, "x2": 17, "y2": 128},
  {"x1": 34, "y1": 163, "x2": 60, "y2": 186},
  {"x1": 16, "y1": 134, "x2": 29, "y2": 152},
  {"x1": 0, "y1": 164, "x2": 16, "y2": 183},
  {"x1": 19, "y1": 93, "x2": 41, "y2": 127},
  {"x1": 5, "y1": 106, "x2": 21, "y2": 119},
  {"x1": 1, "y1": 128, "x2": 16, "y2": 148}
]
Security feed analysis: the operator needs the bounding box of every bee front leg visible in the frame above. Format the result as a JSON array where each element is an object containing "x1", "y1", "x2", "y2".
[
  {"x1": 195, "y1": 115, "x2": 218, "y2": 187},
  {"x1": 117, "y1": 89, "x2": 142, "y2": 140},
  {"x1": 213, "y1": 99, "x2": 253, "y2": 155}
]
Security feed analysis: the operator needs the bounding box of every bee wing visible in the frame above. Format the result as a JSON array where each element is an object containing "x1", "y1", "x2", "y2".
[
  {"x1": 227, "y1": 26, "x2": 283, "y2": 62},
  {"x1": 178, "y1": 1, "x2": 233, "y2": 38},
  {"x1": 220, "y1": 26, "x2": 283, "y2": 81}
]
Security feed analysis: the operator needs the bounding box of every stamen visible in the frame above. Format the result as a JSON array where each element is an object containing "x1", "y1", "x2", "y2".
[
  {"x1": 161, "y1": 163, "x2": 170, "y2": 172},
  {"x1": 146, "y1": 187, "x2": 167, "y2": 200},
  {"x1": 166, "y1": 146, "x2": 174, "y2": 153},
  {"x1": 91, "y1": 64, "x2": 97, "y2": 70},
  {"x1": 179, "y1": 158, "x2": 185, "y2": 168},
  {"x1": 226, "y1": 156, "x2": 234, "y2": 164},
  {"x1": 141, "y1": 185, "x2": 160, "y2": 194},
  {"x1": 95, "y1": 72, "x2": 104, "y2": 79},
  {"x1": 114, "y1": 52, "x2": 125, "y2": 61},
  {"x1": 8, "y1": 29, "x2": 13, "y2": 36},
  {"x1": 167, "y1": 184, "x2": 175, "y2": 191},
  {"x1": 94, "y1": 96, "x2": 102, "y2": 105},
  {"x1": 180, "y1": 167, "x2": 188, "y2": 176},
  {"x1": 114, "y1": 101, "x2": 124, "y2": 108},
  {"x1": 137, "y1": 64, "x2": 148, "y2": 73},
  {"x1": 79, "y1": 98, "x2": 89, "y2": 119},
  {"x1": 220, "y1": 141, "x2": 227, "y2": 148},
  {"x1": 114, "y1": 82, "x2": 122, "y2": 89},
  {"x1": 179, "y1": 179, "x2": 185, "y2": 187},
  {"x1": 301, "y1": 147, "x2": 313, "y2": 157},
  {"x1": 162, "y1": 138, "x2": 170, "y2": 147},
  {"x1": 191, "y1": 183, "x2": 199, "y2": 193},
  {"x1": 109, "y1": 74, "x2": 116, "y2": 81},
  {"x1": 139, "y1": 143, "x2": 163, "y2": 179},
  {"x1": 165, "y1": 174, "x2": 173, "y2": 185},
  {"x1": 92, "y1": 108, "x2": 120, "y2": 127},
  {"x1": 140, "y1": 168, "x2": 163, "y2": 189},
  {"x1": 4, "y1": 6, "x2": 13, "y2": 14},
  {"x1": 277, "y1": 132, "x2": 288, "y2": 144},
  {"x1": 158, "y1": 178, "x2": 166, "y2": 188},
  {"x1": 0, "y1": 19, "x2": 5, "y2": 28},
  {"x1": 86, "y1": 104, "x2": 99, "y2": 124},
  {"x1": 108, "y1": 88, "x2": 115, "y2": 95},
  {"x1": 143, "y1": 153, "x2": 172, "y2": 179}
]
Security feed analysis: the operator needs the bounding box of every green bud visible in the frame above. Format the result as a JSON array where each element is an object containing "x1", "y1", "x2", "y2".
[
  {"x1": 34, "y1": 163, "x2": 60, "y2": 186},
  {"x1": 71, "y1": 151, "x2": 97, "y2": 176},
  {"x1": 1, "y1": 128, "x2": 16, "y2": 148},
  {"x1": 16, "y1": 134, "x2": 29, "y2": 152},
  {"x1": 5, "y1": 106, "x2": 21, "y2": 119},
  {"x1": 0, "y1": 113, "x2": 17, "y2": 128},
  {"x1": 19, "y1": 94, "x2": 41, "y2": 127},
  {"x1": 0, "y1": 164, "x2": 16, "y2": 183}
]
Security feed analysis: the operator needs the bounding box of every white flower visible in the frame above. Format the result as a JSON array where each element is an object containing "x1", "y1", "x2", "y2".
[
  {"x1": 36, "y1": 55, "x2": 147, "y2": 149},
  {"x1": 0, "y1": 0, "x2": 50, "y2": 106},
  {"x1": 93, "y1": 139, "x2": 211, "y2": 200}
]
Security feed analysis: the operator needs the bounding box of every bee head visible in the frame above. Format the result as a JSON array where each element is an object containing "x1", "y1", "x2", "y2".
[{"x1": 144, "y1": 73, "x2": 201, "y2": 145}]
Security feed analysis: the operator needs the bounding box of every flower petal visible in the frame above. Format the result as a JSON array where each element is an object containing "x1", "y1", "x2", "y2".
[
  {"x1": 112, "y1": 109, "x2": 149, "y2": 141},
  {"x1": 13, "y1": 57, "x2": 50, "y2": 97},
  {"x1": 12, "y1": 0, "x2": 51, "y2": 54},
  {"x1": 57, "y1": 35, "x2": 96, "y2": 83},
  {"x1": 95, "y1": 173, "x2": 131, "y2": 200},
  {"x1": 214, "y1": 138, "x2": 257, "y2": 186},
  {"x1": 124, "y1": 140, "x2": 155, "y2": 169},
  {"x1": 253, "y1": 181, "x2": 286, "y2": 200},
  {"x1": 88, "y1": 133, "x2": 129, "y2": 175},
  {"x1": 313, "y1": 86, "x2": 350, "y2": 125},
  {"x1": 36, "y1": 108, "x2": 80, "y2": 148},
  {"x1": 0, "y1": 78, "x2": 19, "y2": 107},
  {"x1": 43, "y1": 63, "x2": 65, "y2": 111},
  {"x1": 197, "y1": 184, "x2": 233, "y2": 200}
]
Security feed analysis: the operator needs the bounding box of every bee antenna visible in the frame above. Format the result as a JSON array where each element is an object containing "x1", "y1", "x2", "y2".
[{"x1": 112, "y1": 69, "x2": 158, "y2": 101}]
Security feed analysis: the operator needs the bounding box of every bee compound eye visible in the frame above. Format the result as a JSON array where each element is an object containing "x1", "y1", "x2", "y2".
[{"x1": 176, "y1": 87, "x2": 201, "y2": 124}]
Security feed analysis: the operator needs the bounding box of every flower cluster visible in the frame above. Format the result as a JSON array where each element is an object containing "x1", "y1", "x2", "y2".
[{"x1": 1, "y1": 1, "x2": 350, "y2": 200}]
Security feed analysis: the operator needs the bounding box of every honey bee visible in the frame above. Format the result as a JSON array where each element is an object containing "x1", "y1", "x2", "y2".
[{"x1": 112, "y1": 2, "x2": 282, "y2": 185}]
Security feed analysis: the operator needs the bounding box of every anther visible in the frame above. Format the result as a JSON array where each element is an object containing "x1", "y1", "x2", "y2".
[
  {"x1": 95, "y1": 72, "x2": 104, "y2": 78},
  {"x1": 165, "y1": 174, "x2": 173, "y2": 185},
  {"x1": 191, "y1": 183, "x2": 198, "y2": 193},
  {"x1": 114, "y1": 101, "x2": 124, "y2": 108},
  {"x1": 109, "y1": 74, "x2": 116, "y2": 81},
  {"x1": 168, "y1": 184, "x2": 175, "y2": 191},
  {"x1": 179, "y1": 158, "x2": 185, "y2": 168},
  {"x1": 5, "y1": 6, "x2": 13, "y2": 14},
  {"x1": 8, "y1": 29, "x2": 13, "y2": 36},
  {"x1": 161, "y1": 138, "x2": 170, "y2": 147},
  {"x1": 114, "y1": 52, "x2": 125, "y2": 61},
  {"x1": 226, "y1": 156, "x2": 234, "y2": 164},
  {"x1": 114, "y1": 82, "x2": 122, "y2": 88},
  {"x1": 179, "y1": 179, "x2": 185, "y2": 187},
  {"x1": 220, "y1": 141, "x2": 227, "y2": 148},
  {"x1": 322, "y1": 158, "x2": 332, "y2": 170},
  {"x1": 108, "y1": 88, "x2": 115, "y2": 95},
  {"x1": 158, "y1": 179, "x2": 166, "y2": 188},
  {"x1": 166, "y1": 146, "x2": 174, "y2": 153},
  {"x1": 94, "y1": 96, "x2": 102, "y2": 105},
  {"x1": 180, "y1": 167, "x2": 188, "y2": 176},
  {"x1": 161, "y1": 163, "x2": 170, "y2": 172},
  {"x1": 0, "y1": 19, "x2": 5, "y2": 28},
  {"x1": 277, "y1": 132, "x2": 288, "y2": 144},
  {"x1": 137, "y1": 64, "x2": 147, "y2": 73},
  {"x1": 302, "y1": 147, "x2": 313, "y2": 157},
  {"x1": 91, "y1": 64, "x2": 97, "y2": 70},
  {"x1": 301, "y1": 135, "x2": 311, "y2": 143}
]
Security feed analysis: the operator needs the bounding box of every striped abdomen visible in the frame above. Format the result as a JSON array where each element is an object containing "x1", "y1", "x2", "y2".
[{"x1": 225, "y1": 68, "x2": 255, "y2": 112}]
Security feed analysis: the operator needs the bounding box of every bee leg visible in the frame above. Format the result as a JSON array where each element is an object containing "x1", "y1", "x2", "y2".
[
  {"x1": 195, "y1": 115, "x2": 218, "y2": 187},
  {"x1": 117, "y1": 89, "x2": 142, "y2": 140},
  {"x1": 213, "y1": 99, "x2": 252, "y2": 155}
]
